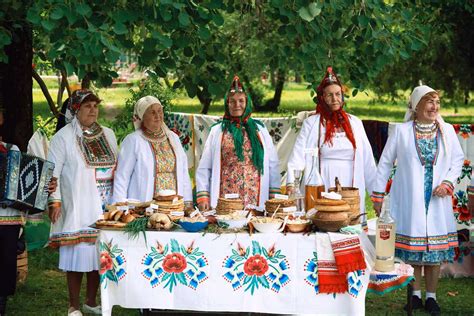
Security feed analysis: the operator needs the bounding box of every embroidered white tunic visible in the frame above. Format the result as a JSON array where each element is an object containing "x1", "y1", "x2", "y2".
[
  {"x1": 196, "y1": 124, "x2": 281, "y2": 209},
  {"x1": 287, "y1": 114, "x2": 377, "y2": 214},
  {"x1": 373, "y1": 121, "x2": 464, "y2": 254},
  {"x1": 113, "y1": 129, "x2": 192, "y2": 203},
  {"x1": 48, "y1": 121, "x2": 118, "y2": 247}
]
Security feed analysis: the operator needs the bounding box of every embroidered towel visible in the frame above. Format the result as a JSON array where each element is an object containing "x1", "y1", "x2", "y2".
[
  {"x1": 316, "y1": 233, "x2": 348, "y2": 293},
  {"x1": 328, "y1": 232, "x2": 366, "y2": 274}
]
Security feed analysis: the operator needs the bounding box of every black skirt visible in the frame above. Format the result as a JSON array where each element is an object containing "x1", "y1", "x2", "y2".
[{"x1": 0, "y1": 225, "x2": 21, "y2": 296}]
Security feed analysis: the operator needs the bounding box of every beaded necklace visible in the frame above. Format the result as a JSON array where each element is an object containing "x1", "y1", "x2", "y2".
[
  {"x1": 413, "y1": 121, "x2": 439, "y2": 166},
  {"x1": 142, "y1": 126, "x2": 167, "y2": 143}
]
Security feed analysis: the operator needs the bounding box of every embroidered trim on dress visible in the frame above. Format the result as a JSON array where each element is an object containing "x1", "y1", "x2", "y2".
[
  {"x1": 0, "y1": 215, "x2": 24, "y2": 225},
  {"x1": 395, "y1": 232, "x2": 458, "y2": 252},
  {"x1": 77, "y1": 124, "x2": 116, "y2": 168},
  {"x1": 49, "y1": 229, "x2": 99, "y2": 248}
]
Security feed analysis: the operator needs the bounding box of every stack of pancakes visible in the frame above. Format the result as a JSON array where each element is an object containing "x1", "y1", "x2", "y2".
[
  {"x1": 216, "y1": 197, "x2": 244, "y2": 215},
  {"x1": 153, "y1": 195, "x2": 185, "y2": 221}
]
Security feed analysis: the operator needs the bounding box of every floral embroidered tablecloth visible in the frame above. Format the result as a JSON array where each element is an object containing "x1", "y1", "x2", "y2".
[{"x1": 98, "y1": 230, "x2": 372, "y2": 316}]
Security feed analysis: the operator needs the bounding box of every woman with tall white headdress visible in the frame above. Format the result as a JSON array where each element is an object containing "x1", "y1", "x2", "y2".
[
  {"x1": 372, "y1": 85, "x2": 464, "y2": 315},
  {"x1": 113, "y1": 96, "x2": 192, "y2": 204}
]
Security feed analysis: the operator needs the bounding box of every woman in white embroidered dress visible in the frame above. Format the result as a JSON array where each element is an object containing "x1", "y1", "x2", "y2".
[
  {"x1": 372, "y1": 85, "x2": 464, "y2": 315},
  {"x1": 48, "y1": 90, "x2": 117, "y2": 316},
  {"x1": 113, "y1": 96, "x2": 192, "y2": 204},
  {"x1": 287, "y1": 67, "x2": 376, "y2": 218}
]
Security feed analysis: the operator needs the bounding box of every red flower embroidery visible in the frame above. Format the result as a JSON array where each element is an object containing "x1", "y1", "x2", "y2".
[
  {"x1": 99, "y1": 252, "x2": 113, "y2": 275},
  {"x1": 244, "y1": 255, "x2": 269, "y2": 276},
  {"x1": 163, "y1": 253, "x2": 187, "y2": 273},
  {"x1": 457, "y1": 205, "x2": 472, "y2": 222},
  {"x1": 181, "y1": 135, "x2": 190, "y2": 146}
]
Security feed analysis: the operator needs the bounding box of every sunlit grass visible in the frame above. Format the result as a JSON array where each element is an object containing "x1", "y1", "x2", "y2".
[{"x1": 33, "y1": 81, "x2": 473, "y2": 130}]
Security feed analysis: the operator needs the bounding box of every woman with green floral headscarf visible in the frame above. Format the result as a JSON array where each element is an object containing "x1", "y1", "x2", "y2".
[{"x1": 196, "y1": 76, "x2": 281, "y2": 211}]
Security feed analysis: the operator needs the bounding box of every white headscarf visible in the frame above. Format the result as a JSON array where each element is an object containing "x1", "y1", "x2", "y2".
[
  {"x1": 405, "y1": 85, "x2": 447, "y2": 152},
  {"x1": 133, "y1": 96, "x2": 162, "y2": 130},
  {"x1": 132, "y1": 96, "x2": 172, "y2": 135},
  {"x1": 404, "y1": 85, "x2": 436, "y2": 122}
]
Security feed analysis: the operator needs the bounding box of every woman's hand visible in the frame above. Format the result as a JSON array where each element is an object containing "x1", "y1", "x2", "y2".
[
  {"x1": 373, "y1": 201, "x2": 383, "y2": 217},
  {"x1": 49, "y1": 205, "x2": 61, "y2": 223},
  {"x1": 198, "y1": 201, "x2": 209, "y2": 213},
  {"x1": 48, "y1": 177, "x2": 57, "y2": 194},
  {"x1": 433, "y1": 184, "x2": 449, "y2": 198}
]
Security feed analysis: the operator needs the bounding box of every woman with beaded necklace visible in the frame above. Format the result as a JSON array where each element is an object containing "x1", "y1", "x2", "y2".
[
  {"x1": 48, "y1": 89, "x2": 117, "y2": 316},
  {"x1": 113, "y1": 96, "x2": 192, "y2": 204},
  {"x1": 372, "y1": 85, "x2": 464, "y2": 315}
]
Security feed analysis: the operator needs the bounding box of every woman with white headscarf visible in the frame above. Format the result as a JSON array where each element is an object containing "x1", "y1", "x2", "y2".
[
  {"x1": 372, "y1": 85, "x2": 464, "y2": 315},
  {"x1": 113, "y1": 96, "x2": 192, "y2": 203},
  {"x1": 48, "y1": 89, "x2": 117, "y2": 315}
]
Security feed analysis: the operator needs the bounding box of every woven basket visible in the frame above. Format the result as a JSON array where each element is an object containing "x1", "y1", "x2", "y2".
[
  {"x1": 264, "y1": 199, "x2": 296, "y2": 218},
  {"x1": 329, "y1": 181, "x2": 360, "y2": 224},
  {"x1": 17, "y1": 250, "x2": 28, "y2": 283}
]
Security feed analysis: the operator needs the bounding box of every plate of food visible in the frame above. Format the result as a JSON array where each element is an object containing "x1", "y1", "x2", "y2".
[
  {"x1": 286, "y1": 217, "x2": 311, "y2": 233},
  {"x1": 178, "y1": 216, "x2": 209, "y2": 232},
  {"x1": 216, "y1": 212, "x2": 249, "y2": 229},
  {"x1": 250, "y1": 216, "x2": 288, "y2": 233}
]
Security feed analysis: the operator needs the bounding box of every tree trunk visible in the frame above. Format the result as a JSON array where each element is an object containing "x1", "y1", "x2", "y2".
[
  {"x1": 295, "y1": 73, "x2": 302, "y2": 83},
  {"x1": 0, "y1": 22, "x2": 33, "y2": 151},
  {"x1": 81, "y1": 73, "x2": 91, "y2": 89},
  {"x1": 197, "y1": 88, "x2": 212, "y2": 114},
  {"x1": 263, "y1": 69, "x2": 285, "y2": 111}
]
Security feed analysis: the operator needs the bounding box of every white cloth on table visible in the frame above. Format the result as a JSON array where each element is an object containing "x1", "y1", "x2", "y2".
[
  {"x1": 196, "y1": 123, "x2": 281, "y2": 209},
  {"x1": 373, "y1": 121, "x2": 464, "y2": 252},
  {"x1": 112, "y1": 129, "x2": 192, "y2": 203},
  {"x1": 59, "y1": 242, "x2": 99, "y2": 272},
  {"x1": 287, "y1": 114, "x2": 377, "y2": 215}
]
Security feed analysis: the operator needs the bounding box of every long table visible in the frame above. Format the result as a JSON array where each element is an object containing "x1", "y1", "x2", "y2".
[{"x1": 98, "y1": 230, "x2": 374, "y2": 316}]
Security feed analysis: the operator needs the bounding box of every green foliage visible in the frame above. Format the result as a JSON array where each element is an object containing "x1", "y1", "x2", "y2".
[
  {"x1": 110, "y1": 72, "x2": 175, "y2": 143},
  {"x1": 247, "y1": 80, "x2": 269, "y2": 108},
  {"x1": 368, "y1": 1, "x2": 474, "y2": 109},
  {"x1": 34, "y1": 115, "x2": 56, "y2": 139}
]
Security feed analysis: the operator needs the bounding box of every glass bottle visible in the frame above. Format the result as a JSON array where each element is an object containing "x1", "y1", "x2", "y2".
[
  {"x1": 375, "y1": 195, "x2": 396, "y2": 272},
  {"x1": 289, "y1": 169, "x2": 305, "y2": 215},
  {"x1": 305, "y1": 150, "x2": 325, "y2": 210}
]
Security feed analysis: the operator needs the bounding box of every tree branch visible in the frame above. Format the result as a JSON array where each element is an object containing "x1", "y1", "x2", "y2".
[{"x1": 32, "y1": 68, "x2": 60, "y2": 118}]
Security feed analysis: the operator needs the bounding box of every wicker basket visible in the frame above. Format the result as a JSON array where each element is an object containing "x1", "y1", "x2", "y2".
[
  {"x1": 17, "y1": 250, "x2": 28, "y2": 283},
  {"x1": 265, "y1": 198, "x2": 296, "y2": 218},
  {"x1": 329, "y1": 178, "x2": 360, "y2": 224}
]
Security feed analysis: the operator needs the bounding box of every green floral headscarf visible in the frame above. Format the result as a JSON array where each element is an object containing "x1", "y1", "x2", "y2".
[{"x1": 221, "y1": 76, "x2": 265, "y2": 174}]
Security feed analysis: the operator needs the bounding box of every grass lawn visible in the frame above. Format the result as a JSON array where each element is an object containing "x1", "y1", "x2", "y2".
[
  {"x1": 16, "y1": 79, "x2": 472, "y2": 315},
  {"x1": 33, "y1": 81, "x2": 473, "y2": 130}
]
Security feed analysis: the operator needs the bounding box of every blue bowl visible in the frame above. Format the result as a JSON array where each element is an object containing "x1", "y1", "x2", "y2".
[{"x1": 178, "y1": 220, "x2": 209, "y2": 232}]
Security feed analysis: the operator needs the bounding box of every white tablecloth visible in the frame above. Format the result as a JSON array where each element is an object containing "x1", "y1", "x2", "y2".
[{"x1": 98, "y1": 230, "x2": 373, "y2": 315}]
